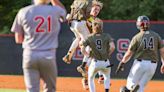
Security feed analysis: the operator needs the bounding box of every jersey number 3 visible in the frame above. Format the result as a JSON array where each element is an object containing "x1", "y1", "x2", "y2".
[{"x1": 34, "y1": 16, "x2": 52, "y2": 32}]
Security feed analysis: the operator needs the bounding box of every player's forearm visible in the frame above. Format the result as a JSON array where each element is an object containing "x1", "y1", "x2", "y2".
[
  {"x1": 121, "y1": 49, "x2": 133, "y2": 63},
  {"x1": 109, "y1": 42, "x2": 115, "y2": 56},
  {"x1": 15, "y1": 32, "x2": 24, "y2": 44},
  {"x1": 160, "y1": 47, "x2": 164, "y2": 65},
  {"x1": 51, "y1": 0, "x2": 65, "y2": 9},
  {"x1": 81, "y1": 46, "x2": 89, "y2": 57}
]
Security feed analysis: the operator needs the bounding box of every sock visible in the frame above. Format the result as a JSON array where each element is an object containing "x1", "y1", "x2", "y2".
[
  {"x1": 105, "y1": 89, "x2": 109, "y2": 92},
  {"x1": 99, "y1": 74, "x2": 103, "y2": 77},
  {"x1": 81, "y1": 62, "x2": 87, "y2": 68}
]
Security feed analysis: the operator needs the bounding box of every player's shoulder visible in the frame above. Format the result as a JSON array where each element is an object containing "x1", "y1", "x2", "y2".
[
  {"x1": 88, "y1": 33, "x2": 94, "y2": 38},
  {"x1": 102, "y1": 33, "x2": 111, "y2": 38},
  {"x1": 101, "y1": 33, "x2": 113, "y2": 41},
  {"x1": 19, "y1": 5, "x2": 34, "y2": 13},
  {"x1": 133, "y1": 31, "x2": 142, "y2": 38},
  {"x1": 149, "y1": 30, "x2": 160, "y2": 36},
  {"x1": 17, "y1": 5, "x2": 34, "y2": 17},
  {"x1": 51, "y1": 5, "x2": 64, "y2": 10}
]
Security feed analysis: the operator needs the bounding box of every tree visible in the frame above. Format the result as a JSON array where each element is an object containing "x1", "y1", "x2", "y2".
[
  {"x1": 0, "y1": 0, "x2": 30, "y2": 34},
  {"x1": 0, "y1": 0, "x2": 163, "y2": 34}
]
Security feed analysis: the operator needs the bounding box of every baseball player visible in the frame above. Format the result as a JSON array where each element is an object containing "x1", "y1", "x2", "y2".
[
  {"x1": 63, "y1": 0, "x2": 104, "y2": 90},
  {"x1": 76, "y1": 0, "x2": 105, "y2": 85},
  {"x1": 62, "y1": 0, "x2": 102, "y2": 65},
  {"x1": 81, "y1": 18, "x2": 115, "y2": 92},
  {"x1": 117, "y1": 15, "x2": 164, "y2": 92},
  {"x1": 11, "y1": 0, "x2": 66, "y2": 92},
  {"x1": 62, "y1": 0, "x2": 93, "y2": 64}
]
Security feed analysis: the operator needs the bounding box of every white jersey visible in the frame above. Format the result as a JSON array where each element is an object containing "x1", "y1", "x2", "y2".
[
  {"x1": 11, "y1": 4, "x2": 66, "y2": 50},
  {"x1": 71, "y1": 20, "x2": 90, "y2": 41}
]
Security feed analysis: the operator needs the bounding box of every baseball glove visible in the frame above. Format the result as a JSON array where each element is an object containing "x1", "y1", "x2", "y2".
[{"x1": 115, "y1": 62, "x2": 125, "y2": 74}]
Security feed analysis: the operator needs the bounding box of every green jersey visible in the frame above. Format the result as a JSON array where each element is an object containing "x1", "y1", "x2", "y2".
[
  {"x1": 83, "y1": 33, "x2": 113, "y2": 60},
  {"x1": 129, "y1": 30, "x2": 164, "y2": 62},
  {"x1": 70, "y1": 0, "x2": 93, "y2": 20}
]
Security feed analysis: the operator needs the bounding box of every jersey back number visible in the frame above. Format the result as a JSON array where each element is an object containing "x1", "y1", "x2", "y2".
[
  {"x1": 96, "y1": 39, "x2": 102, "y2": 50},
  {"x1": 143, "y1": 37, "x2": 154, "y2": 50},
  {"x1": 34, "y1": 16, "x2": 52, "y2": 32}
]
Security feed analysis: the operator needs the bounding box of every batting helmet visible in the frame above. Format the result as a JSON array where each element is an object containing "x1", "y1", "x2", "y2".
[
  {"x1": 120, "y1": 86, "x2": 130, "y2": 92},
  {"x1": 136, "y1": 15, "x2": 150, "y2": 31}
]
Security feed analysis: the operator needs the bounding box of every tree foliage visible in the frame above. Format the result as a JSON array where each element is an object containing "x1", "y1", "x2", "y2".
[{"x1": 0, "y1": 0, "x2": 163, "y2": 34}]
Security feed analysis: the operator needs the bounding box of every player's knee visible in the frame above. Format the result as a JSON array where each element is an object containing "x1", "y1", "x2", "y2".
[{"x1": 120, "y1": 86, "x2": 130, "y2": 92}]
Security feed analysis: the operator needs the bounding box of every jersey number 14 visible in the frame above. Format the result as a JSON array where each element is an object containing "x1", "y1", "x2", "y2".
[{"x1": 143, "y1": 37, "x2": 154, "y2": 50}]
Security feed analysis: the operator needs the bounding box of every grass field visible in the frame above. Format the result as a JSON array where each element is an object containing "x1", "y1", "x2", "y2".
[
  {"x1": 0, "y1": 89, "x2": 25, "y2": 92},
  {"x1": 0, "y1": 75, "x2": 164, "y2": 92}
]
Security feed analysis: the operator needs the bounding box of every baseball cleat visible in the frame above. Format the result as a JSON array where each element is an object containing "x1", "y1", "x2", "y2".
[
  {"x1": 62, "y1": 54, "x2": 71, "y2": 64},
  {"x1": 131, "y1": 84, "x2": 140, "y2": 92},
  {"x1": 98, "y1": 75, "x2": 104, "y2": 84},
  {"x1": 77, "y1": 65, "x2": 86, "y2": 77},
  {"x1": 82, "y1": 78, "x2": 89, "y2": 90}
]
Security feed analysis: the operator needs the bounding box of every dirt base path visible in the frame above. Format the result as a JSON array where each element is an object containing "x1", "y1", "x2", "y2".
[{"x1": 0, "y1": 75, "x2": 163, "y2": 92}]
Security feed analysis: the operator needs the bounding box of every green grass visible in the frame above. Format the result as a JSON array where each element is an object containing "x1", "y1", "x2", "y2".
[{"x1": 0, "y1": 89, "x2": 26, "y2": 92}]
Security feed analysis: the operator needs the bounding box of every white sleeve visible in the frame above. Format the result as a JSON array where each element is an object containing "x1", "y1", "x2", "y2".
[
  {"x1": 11, "y1": 10, "x2": 23, "y2": 33},
  {"x1": 56, "y1": 6, "x2": 66, "y2": 22}
]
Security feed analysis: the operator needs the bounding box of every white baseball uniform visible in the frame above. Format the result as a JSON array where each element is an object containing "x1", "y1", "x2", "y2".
[{"x1": 11, "y1": 4, "x2": 66, "y2": 92}]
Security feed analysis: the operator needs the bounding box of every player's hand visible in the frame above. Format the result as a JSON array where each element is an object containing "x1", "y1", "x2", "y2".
[
  {"x1": 66, "y1": 14, "x2": 72, "y2": 26},
  {"x1": 115, "y1": 62, "x2": 125, "y2": 74},
  {"x1": 62, "y1": 54, "x2": 72, "y2": 64},
  {"x1": 161, "y1": 64, "x2": 164, "y2": 74}
]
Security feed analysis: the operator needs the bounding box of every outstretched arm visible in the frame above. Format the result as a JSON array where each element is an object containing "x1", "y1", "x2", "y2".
[
  {"x1": 81, "y1": 45, "x2": 89, "y2": 57},
  {"x1": 121, "y1": 49, "x2": 133, "y2": 63},
  {"x1": 115, "y1": 49, "x2": 133, "y2": 74},
  {"x1": 51, "y1": 0, "x2": 65, "y2": 9},
  {"x1": 108, "y1": 42, "x2": 115, "y2": 56}
]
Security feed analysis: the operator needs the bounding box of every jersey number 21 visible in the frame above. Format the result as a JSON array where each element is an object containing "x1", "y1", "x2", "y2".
[{"x1": 34, "y1": 16, "x2": 52, "y2": 32}]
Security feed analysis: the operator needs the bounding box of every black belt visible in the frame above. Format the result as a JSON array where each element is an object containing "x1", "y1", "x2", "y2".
[
  {"x1": 93, "y1": 59, "x2": 114, "y2": 68},
  {"x1": 137, "y1": 59, "x2": 156, "y2": 63},
  {"x1": 94, "y1": 59, "x2": 108, "y2": 62},
  {"x1": 72, "y1": 19, "x2": 85, "y2": 22}
]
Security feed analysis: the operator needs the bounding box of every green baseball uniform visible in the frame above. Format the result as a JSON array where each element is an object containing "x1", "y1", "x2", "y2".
[
  {"x1": 83, "y1": 32, "x2": 114, "y2": 92},
  {"x1": 83, "y1": 33, "x2": 113, "y2": 60},
  {"x1": 129, "y1": 30, "x2": 164, "y2": 62},
  {"x1": 126, "y1": 30, "x2": 164, "y2": 91}
]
